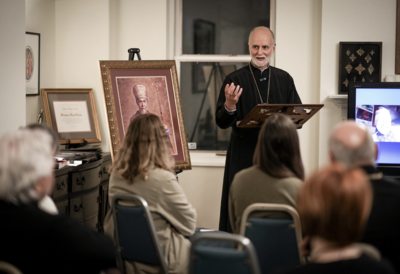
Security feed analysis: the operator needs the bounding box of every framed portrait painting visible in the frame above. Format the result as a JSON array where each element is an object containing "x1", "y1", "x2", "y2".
[
  {"x1": 99, "y1": 60, "x2": 191, "y2": 171},
  {"x1": 41, "y1": 88, "x2": 102, "y2": 145},
  {"x1": 26, "y1": 32, "x2": 40, "y2": 96}
]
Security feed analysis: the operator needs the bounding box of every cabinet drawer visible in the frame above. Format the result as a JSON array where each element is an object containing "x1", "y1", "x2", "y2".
[
  {"x1": 70, "y1": 164, "x2": 101, "y2": 192},
  {"x1": 69, "y1": 188, "x2": 100, "y2": 221},
  {"x1": 55, "y1": 199, "x2": 68, "y2": 215},
  {"x1": 52, "y1": 174, "x2": 68, "y2": 199}
]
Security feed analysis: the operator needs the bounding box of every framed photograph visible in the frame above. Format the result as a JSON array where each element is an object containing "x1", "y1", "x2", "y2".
[
  {"x1": 41, "y1": 88, "x2": 101, "y2": 144},
  {"x1": 338, "y1": 42, "x2": 382, "y2": 94},
  {"x1": 26, "y1": 32, "x2": 40, "y2": 96},
  {"x1": 99, "y1": 60, "x2": 191, "y2": 171}
]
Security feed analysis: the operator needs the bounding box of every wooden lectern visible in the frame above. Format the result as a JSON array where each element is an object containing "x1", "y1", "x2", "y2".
[{"x1": 237, "y1": 104, "x2": 324, "y2": 129}]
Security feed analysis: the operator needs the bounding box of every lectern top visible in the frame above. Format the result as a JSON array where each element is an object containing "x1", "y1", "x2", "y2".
[{"x1": 237, "y1": 104, "x2": 324, "y2": 128}]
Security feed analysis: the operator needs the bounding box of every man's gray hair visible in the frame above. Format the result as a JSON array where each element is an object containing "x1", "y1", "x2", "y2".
[
  {"x1": 329, "y1": 125, "x2": 376, "y2": 167},
  {"x1": 0, "y1": 129, "x2": 54, "y2": 204}
]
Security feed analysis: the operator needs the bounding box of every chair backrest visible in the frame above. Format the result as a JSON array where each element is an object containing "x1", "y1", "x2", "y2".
[
  {"x1": 189, "y1": 232, "x2": 261, "y2": 274},
  {"x1": 0, "y1": 261, "x2": 22, "y2": 274},
  {"x1": 239, "y1": 203, "x2": 305, "y2": 274},
  {"x1": 112, "y1": 194, "x2": 168, "y2": 274}
]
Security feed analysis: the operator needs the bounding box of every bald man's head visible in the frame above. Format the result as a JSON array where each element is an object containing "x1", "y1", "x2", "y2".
[
  {"x1": 248, "y1": 26, "x2": 275, "y2": 44},
  {"x1": 329, "y1": 121, "x2": 376, "y2": 167}
]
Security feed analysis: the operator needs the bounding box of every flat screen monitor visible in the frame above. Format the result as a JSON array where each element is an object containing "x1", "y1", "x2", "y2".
[{"x1": 348, "y1": 82, "x2": 400, "y2": 167}]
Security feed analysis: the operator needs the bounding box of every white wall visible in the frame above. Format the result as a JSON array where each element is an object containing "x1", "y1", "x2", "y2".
[
  {"x1": 55, "y1": 0, "x2": 110, "y2": 151},
  {"x1": 25, "y1": 0, "x2": 55, "y2": 125},
  {"x1": 276, "y1": 0, "x2": 322, "y2": 175},
  {"x1": 53, "y1": 0, "x2": 168, "y2": 151},
  {"x1": 0, "y1": 0, "x2": 26, "y2": 134},
  {"x1": 109, "y1": 0, "x2": 168, "y2": 60},
  {"x1": 179, "y1": 166, "x2": 224, "y2": 229},
  {"x1": 318, "y1": 0, "x2": 396, "y2": 167}
]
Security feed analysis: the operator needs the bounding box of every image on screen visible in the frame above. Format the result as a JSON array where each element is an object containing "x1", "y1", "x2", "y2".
[{"x1": 354, "y1": 87, "x2": 400, "y2": 165}]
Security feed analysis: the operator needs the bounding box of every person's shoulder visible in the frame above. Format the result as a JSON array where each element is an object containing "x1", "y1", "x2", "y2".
[
  {"x1": 110, "y1": 169, "x2": 128, "y2": 184},
  {"x1": 355, "y1": 254, "x2": 397, "y2": 273},
  {"x1": 271, "y1": 66, "x2": 293, "y2": 78},
  {"x1": 224, "y1": 65, "x2": 250, "y2": 79},
  {"x1": 272, "y1": 255, "x2": 395, "y2": 274},
  {"x1": 234, "y1": 165, "x2": 262, "y2": 179},
  {"x1": 279, "y1": 176, "x2": 303, "y2": 186},
  {"x1": 373, "y1": 176, "x2": 400, "y2": 193},
  {"x1": 150, "y1": 168, "x2": 177, "y2": 185},
  {"x1": 151, "y1": 168, "x2": 175, "y2": 178}
]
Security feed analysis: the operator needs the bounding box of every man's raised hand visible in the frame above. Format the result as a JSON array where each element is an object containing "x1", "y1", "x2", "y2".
[{"x1": 224, "y1": 83, "x2": 243, "y2": 111}]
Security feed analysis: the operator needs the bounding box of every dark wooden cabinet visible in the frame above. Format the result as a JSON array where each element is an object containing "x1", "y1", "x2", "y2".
[{"x1": 53, "y1": 153, "x2": 111, "y2": 232}]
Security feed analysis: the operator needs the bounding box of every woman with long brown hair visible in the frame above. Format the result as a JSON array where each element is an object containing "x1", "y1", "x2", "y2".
[
  {"x1": 228, "y1": 113, "x2": 304, "y2": 233},
  {"x1": 104, "y1": 114, "x2": 196, "y2": 274}
]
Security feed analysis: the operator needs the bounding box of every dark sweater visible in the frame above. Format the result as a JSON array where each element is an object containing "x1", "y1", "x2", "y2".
[
  {"x1": 273, "y1": 254, "x2": 395, "y2": 274},
  {"x1": 360, "y1": 165, "x2": 400, "y2": 273},
  {"x1": 0, "y1": 200, "x2": 116, "y2": 274}
]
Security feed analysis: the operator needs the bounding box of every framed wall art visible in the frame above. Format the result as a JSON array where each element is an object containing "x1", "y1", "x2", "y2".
[
  {"x1": 338, "y1": 42, "x2": 382, "y2": 94},
  {"x1": 41, "y1": 88, "x2": 101, "y2": 144},
  {"x1": 26, "y1": 32, "x2": 40, "y2": 96},
  {"x1": 99, "y1": 60, "x2": 191, "y2": 171}
]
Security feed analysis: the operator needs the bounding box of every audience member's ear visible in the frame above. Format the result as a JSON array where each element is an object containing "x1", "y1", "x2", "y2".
[
  {"x1": 374, "y1": 143, "x2": 379, "y2": 161},
  {"x1": 328, "y1": 151, "x2": 335, "y2": 164},
  {"x1": 33, "y1": 174, "x2": 54, "y2": 198}
]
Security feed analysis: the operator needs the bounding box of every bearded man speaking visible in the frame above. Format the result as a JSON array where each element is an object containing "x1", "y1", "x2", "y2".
[{"x1": 216, "y1": 26, "x2": 302, "y2": 232}]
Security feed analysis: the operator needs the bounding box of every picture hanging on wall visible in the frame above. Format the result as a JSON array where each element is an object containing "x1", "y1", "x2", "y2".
[
  {"x1": 338, "y1": 42, "x2": 382, "y2": 94},
  {"x1": 26, "y1": 32, "x2": 40, "y2": 96},
  {"x1": 99, "y1": 60, "x2": 191, "y2": 171}
]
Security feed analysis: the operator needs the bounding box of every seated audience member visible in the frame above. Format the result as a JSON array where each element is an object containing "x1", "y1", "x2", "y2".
[
  {"x1": 229, "y1": 114, "x2": 304, "y2": 234},
  {"x1": 329, "y1": 120, "x2": 400, "y2": 272},
  {"x1": 275, "y1": 164, "x2": 395, "y2": 274},
  {"x1": 24, "y1": 123, "x2": 59, "y2": 214},
  {"x1": 0, "y1": 129, "x2": 117, "y2": 274},
  {"x1": 104, "y1": 114, "x2": 197, "y2": 274}
]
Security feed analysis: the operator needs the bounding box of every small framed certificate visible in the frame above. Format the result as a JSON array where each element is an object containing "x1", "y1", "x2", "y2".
[{"x1": 41, "y1": 88, "x2": 101, "y2": 144}]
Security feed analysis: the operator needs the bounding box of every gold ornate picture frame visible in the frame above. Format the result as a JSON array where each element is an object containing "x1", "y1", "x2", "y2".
[
  {"x1": 99, "y1": 60, "x2": 191, "y2": 171},
  {"x1": 338, "y1": 42, "x2": 382, "y2": 94},
  {"x1": 41, "y1": 88, "x2": 101, "y2": 144}
]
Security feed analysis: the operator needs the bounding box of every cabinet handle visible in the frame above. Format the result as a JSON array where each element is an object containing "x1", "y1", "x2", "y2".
[
  {"x1": 74, "y1": 204, "x2": 84, "y2": 212},
  {"x1": 76, "y1": 176, "x2": 86, "y2": 186},
  {"x1": 99, "y1": 170, "x2": 103, "y2": 178},
  {"x1": 56, "y1": 180, "x2": 66, "y2": 191},
  {"x1": 96, "y1": 222, "x2": 102, "y2": 231}
]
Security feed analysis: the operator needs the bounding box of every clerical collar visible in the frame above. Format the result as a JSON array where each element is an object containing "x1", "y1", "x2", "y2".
[
  {"x1": 249, "y1": 62, "x2": 271, "y2": 104},
  {"x1": 250, "y1": 62, "x2": 270, "y2": 74}
]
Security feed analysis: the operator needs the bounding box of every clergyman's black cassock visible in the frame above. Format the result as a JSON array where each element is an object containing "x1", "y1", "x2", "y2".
[{"x1": 216, "y1": 63, "x2": 302, "y2": 232}]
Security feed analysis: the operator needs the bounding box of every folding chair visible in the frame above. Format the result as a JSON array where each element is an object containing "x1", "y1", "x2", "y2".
[
  {"x1": 189, "y1": 232, "x2": 261, "y2": 274},
  {"x1": 239, "y1": 203, "x2": 305, "y2": 274},
  {"x1": 0, "y1": 261, "x2": 22, "y2": 274},
  {"x1": 112, "y1": 194, "x2": 168, "y2": 274}
]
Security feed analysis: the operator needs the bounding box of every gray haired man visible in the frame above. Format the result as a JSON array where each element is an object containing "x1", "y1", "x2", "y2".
[
  {"x1": 0, "y1": 128, "x2": 117, "y2": 274},
  {"x1": 329, "y1": 120, "x2": 400, "y2": 272}
]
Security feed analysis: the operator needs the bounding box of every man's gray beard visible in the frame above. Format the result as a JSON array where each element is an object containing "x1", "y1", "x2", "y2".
[{"x1": 251, "y1": 56, "x2": 270, "y2": 68}]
